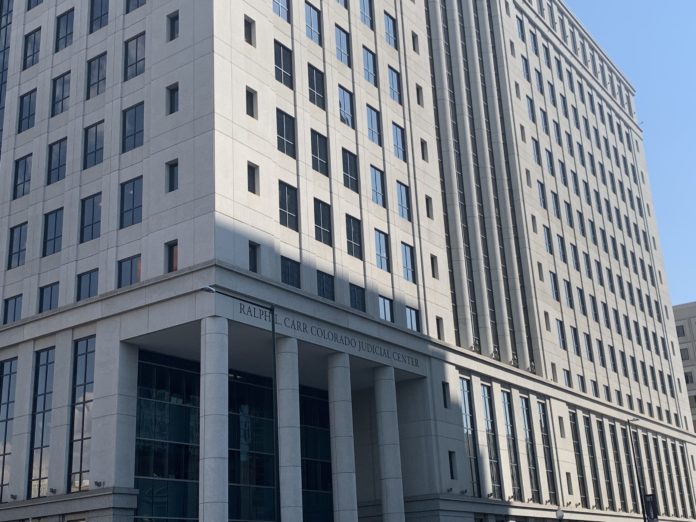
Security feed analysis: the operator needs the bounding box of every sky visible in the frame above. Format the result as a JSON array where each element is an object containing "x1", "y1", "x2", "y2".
[{"x1": 563, "y1": 0, "x2": 696, "y2": 306}]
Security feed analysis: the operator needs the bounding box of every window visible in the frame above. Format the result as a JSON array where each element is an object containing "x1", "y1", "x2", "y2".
[
  {"x1": 87, "y1": 53, "x2": 107, "y2": 99},
  {"x1": 388, "y1": 67, "x2": 402, "y2": 104},
  {"x1": 379, "y1": 296, "x2": 393, "y2": 322},
  {"x1": 51, "y1": 72, "x2": 70, "y2": 116},
  {"x1": 375, "y1": 229, "x2": 390, "y2": 271},
  {"x1": 342, "y1": 149, "x2": 359, "y2": 192},
  {"x1": 42, "y1": 208, "x2": 64, "y2": 256},
  {"x1": 120, "y1": 177, "x2": 143, "y2": 228},
  {"x1": 317, "y1": 271, "x2": 334, "y2": 300},
  {"x1": 279, "y1": 181, "x2": 298, "y2": 230},
  {"x1": 90, "y1": 0, "x2": 109, "y2": 33},
  {"x1": 360, "y1": 0, "x2": 373, "y2": 28},
  {"x1": 431, "y1": 255, "x2": 439, "y2": 279},
  {"x1": 412, "y1": 31, "x2": 420, "y2": 53},
  {"x1": 245, "y1": 87, "x2": 257, "y2": 117},
  {"x1": 118, "y1": 255, "x2": 141, "y2": 288},
  {"x1": 27, "y1": 0, "x2": 42, "y2": 9},
  {"x1": 314, "y1": 198, "x2": 332, "y2": 245},
  {"x1": 244, "y1": 16, "x2": 255, "y2": 46},
  {"x1": 28, "y1": 348, "x2": 54, "y2": 499},
  {"x1": 310, "y1": 130, "x2": 329, "y2": 175},
  {"x1": 396, "y1": 182, "x2": 411, "y2": 220},
  {"x1": 167, "y1": 160, "x2": 179, "y2": 192},
  {"x1": 23, "y1": 28, "x2": 41, "y2": 69},
  {"x1": 167, "y1": 11, "x2": 179, "y2": 41},
  {"x1": 55, "y1": 9, "x2": 74, "y2": 51},
  {"x1": 80, "y1": 193, "x2": 102, "y2": 243},
  {"x1": 677, "y1": 325, "x2": 685, "y2": 337},
  {"x1": 126, "y1": 0, "x2": 146, "y2": 13},
  {"x1": 13, "y1": 154, "x2": 32, "y2": 199},
  {"x1": 38, "y1": 283, "x2": 59, "y2": 313},
  {"x1": 276, "y1": 109, "x2": 296, "y2": 157},
  {"x1": 122, "y1": 102, "x2": 145, "y2": 152},
  {"x1": 425, "y1": 196, "x2": 433, "y2": 218},
  {"x1": 371, "y1": 166, "x2": 385, "y2": 206},
  {"x1": 273, "y1": 0, "x2": 290, "y2": 22},
  {"x1": 77, "y1": 270, "x2": 99, "y2": 301},
  {"x1": 166, "y1": 83, "x2": 179, "y2": 114},
  {"x1": 402, "y1": 243, "x2": 415, "y2": 283},
  {"x1": 166, "y1": 241, "x2": 178, "y2": 273},
  {"x1": 0, "y1": 357, "x2": 17, "y2": 499},
  {"x1": 349, "y1": 284, "x2": 365, "y2": 312},
  {"x1": 305, "y1": 3, "x2": 322, "y2": 45},
  {"x1": 335, "y1": 25, "x2": 351, "y2": 66},
  {"x1": 47, "y1": 139, "x2": 67, "y2": 185},
  {"x1": 367, "y1": 105, "x2": 381, "y2": 145},
  {"x1": 405, "y1": 307, "x2": 420, "y2": 332},
  {"x1": 274, "y1": 41, "x2": 293, "y2": 88},
  {"x1": 363, "y1": 47, "x2": 377, "y2": 85},
  {"x1": 392, "y1": 123, "x2": 406, "y2": 161},
  {"x1": 247, "y1": 162, "x2": 258, "y2": 194},
  {"x1": 346, "y1": 215, "x2": 362, "y2": 259},
  {"x1": 18, "y1": 89, "x2": 37, "y2": 132},
  {"x1": 384, "y1": 12, "x2": 397, "y2": 48},
  {"x1": 281, "y1": 256, "x2": 301, "y2": 288},
  {"x1": 248, "y1": 242, "x2": 259, "y2": 273},
  {"x1": 338, "y1": 86, "x2": 354, "y2": 127},
  {"x1": 69, "y1": 337, "x2": 95, "y2": 492},
  {"x1": 8, "y1": 223, "x2": 28, "y2": 269},
  {"x1": 124, "y1": 33, "x2": 146, "y2": 81},
  {"x1": 3, "y1": 295, "x2": 22, "y2": 324},
  {"x1": 308, "y1": 65, "x2": 325, "y2": 109}
]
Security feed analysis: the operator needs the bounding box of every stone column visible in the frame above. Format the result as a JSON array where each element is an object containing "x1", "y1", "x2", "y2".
[
  {"x1": 199, "y1": 316, "x2": 229, "y2": 520},
  {"x1": 374, "y1": 365, "x2": 405, "y2": 522},
  {"x1": 328, "y1": 352, "x2": 358, "y2": 522},
  {"x1": 276, "y1": 337, "x2": 303, "y2": 522}
]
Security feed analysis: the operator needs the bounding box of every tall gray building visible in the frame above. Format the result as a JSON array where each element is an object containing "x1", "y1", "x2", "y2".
[
  {"x1": 675, "y1": 302, "x2": 696, "y2": 432},
  {"x1": 0, "y1": 0, "x2": 693, "y2": 521}
]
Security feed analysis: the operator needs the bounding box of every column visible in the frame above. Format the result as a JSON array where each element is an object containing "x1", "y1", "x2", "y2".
[
  {"x1": 8, "y1": 342, "x2": 34, "y2": 501},
  {"x1": 276, "y1": 337, "x2": 303, "y2": 522},
  {"x1": 328, "y1": 352, "x2": 358, "y2": 522},
  {"x1": 199, "y1": 316, "x2": 229, "y2": 520},
  {"x1": 374, "y1": 365, "x2": 405, "y2": 522}
]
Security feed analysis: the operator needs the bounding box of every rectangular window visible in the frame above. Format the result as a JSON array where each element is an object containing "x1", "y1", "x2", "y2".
[
  {"x1": 276, "y1": 109, "x2": 296, "y2": 157},
  {"x1": 281, "y1": 256, "x2": 301, "y2": 288},
  {"x1": 349, "y1": 284, "x2": 365, "y2": 312},
  {"x1": 27, "y1": 0, "x2": 43, "y2": 10},
  {"x1": 375, "y1": 229, "x2": 390, "y2": 271},
  {"x1": 384, "y1": 12, "x2": 398, "y2": 48},
  {"x1": 392, "y1": 123, "x2": 406, "y2": 161},
  {"x1": 80, "y1": 193, "x2": 102, "y2": 243},
  {"x1": 346, "y1": 215, "x2": 362, "y2": 259},
  {"x1": 69, "y1": 337, "x2": 95, "y2": 492},
  {"x1": 244, "y1": 16, "x2": 255, "y2": 45},
  {"x1": 166, "y1": 241, "x2": 178, "y2": 273},
  {"x1": 279, "y1": 181, "x2": 298, "y2": 230},
  {"x1": 367, "y1": 105, "x2": 381, "y2": 145},
  {"x1": 38, "y1": 283, "x2": 59, "y2": 313},
  {"x1": 305, "y1": 2, "x2": 322, "y2": 45},
  {"x1": 77, "y1": 269, "x2": 99, "y2": 301},
  {"x1": 363, "y1": 47, "x2": 377, "y2": 85},
  {"x1": 360, "y1": 0, "x2": 373, "y2": 28},
  {"x1": 338, "y1": 86, "x2": 354, "y2": 127},
  {"x1": 335, "y1": 25, "x2": 351, "y2": 66},
  {"x1": 118, "y1": 255, "x2": 141, "y2": 288},
  {"x1": 246, "y1": 162, "x2": 258, "y2": 194},
  {"x1": 18, "y1": 89, "x2": 37, "y2": 132},
  {"x1": 167, "y1": 160, "x2": 179, "y2": 192},
  {"x1": 371, "y1": 166, "x2": 385, "y2": 207},
  {"x1": 126, "y1": 0, "x2": 146, "y2": 13},
  {"x1": 13, "y1": 154, "x2": 32, "y2": 199},
  {"x1": 3, "y1": 296, "x2": 22, "y2": 324},
  {"x1": 313, "y1": 198, "x2": 332, "y2": 245},
  {"x1": 308, "y1": 65, "x2": 325, "y2": 109},
  {"x1": 43, "y1": 208, "x2": 64, "y2": 256},
  {"x1": 274, "y1": 41, "x2": 293, "y2": 88},
  {"x1": 47, "y1": 138, "x2": 67, "y2": 185},
  {"x1": 28, "y1": 348, "x2": 54, "y2": 498},
  {"x1": 124, "y1": 33, "x2": 146, "y2": 81},
  {"x1": 310, "y1": 130, "x2": 329, "y2": 175},
  {"x1": 248, "y1": 242, "x2": 259, "y2": 273},
  {"x1": 55, "y1": 9, "x2": 74, "y2": 52},
  {"x1": 167, "y1": 11, "x2": 180, "y2": 41},
  {"x1": 273, "y1": 0, "x2": 290, "y2": 22},
  {"x1": 122, "y1": 102, "x2": 145, "y2": 152},
  {"x1": 388, "y1": 67, "x2": 402, "y2": 104},
  {"x1": 51, "y1": 72, "x2": 71, "y2": 116},
  {"x1": 166, "y1": 83, "x2": 179, "y2": 114},
  {"x1": 87, "y1": 53, "x2": 107, "y2": 99},
  {"x1": 405, "y1": 306, "x2": 419, "y2": 332},
  {"x1": 7, "y1": 223, "x2": 28, "y2": 269},
  {"x1": 0, "y1": 358, "x2": 17, "y2": 500},
  {"x1": 482, "y1": 384, "x2": 502, "y2": 499},
  {"x1": 402, "y1": 243, "x2": 415, "y2": 283},
  {"x1": 316, "y1": 271, "x2": 334, "y2": 300},
  {"x1": 342, "y1": 149, "x2": 358, "y2": 192},
  {"x1": 90, "y1": 0, "x2": 109, "y2": 33},
  {"x1": 538, "y1": 402, "x2": 558, "y2": 504},
  {"x1": 23, "y1": 28, "x2": 41, "y2": 69},
  {"x1": 245, "y1": 87, "x2": 257, "y2": 117},
  {"x1": 378, "y1": 295, "x2": 393, "y2": 322},
  {"x1": 396, "y1": 182, "x2": 411, "y2": 220},
  {"x1": 120, "y1": 177, "x2": 143, "y2": 228}
]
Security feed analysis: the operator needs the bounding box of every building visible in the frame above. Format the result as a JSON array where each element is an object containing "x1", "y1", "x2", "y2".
[
  {"x1": 0, "y1": 0, "x2": 693, "y2": 520},
  {"x1": 675, "y1": 302, "x2": 696, "y2": 429}
]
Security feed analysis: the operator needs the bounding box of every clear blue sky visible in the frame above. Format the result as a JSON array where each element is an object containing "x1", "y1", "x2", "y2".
[{"x1": 564, "y1": 0, "x2": 696, "y2": 306}]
